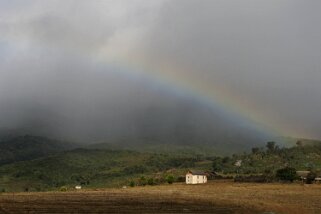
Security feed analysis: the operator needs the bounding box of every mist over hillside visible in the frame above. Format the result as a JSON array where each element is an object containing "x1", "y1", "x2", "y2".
[
  {"x1": 0, "y1": 81, "x2": 271, "y2": 151},
  {"x1": 0, "y1": 135, "x2": 77, "y2": 165},
  {"x1": 1, "y1": 0, "x2": 321, "y2": 150}
]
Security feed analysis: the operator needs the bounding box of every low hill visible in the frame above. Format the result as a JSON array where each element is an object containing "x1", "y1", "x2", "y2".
[
  {"x1": 0, "y1": 135, "x2": 77, "y2": 165},
  {"x1": 89, "y1": 139, "x2": 222, "y2": 156},
  {"x1": 0, "y1": 135, "x2": 321, "y2": 192},
  {"x1": 92, "y1": 136, "x2": 321, "y2": 156},
  {"x1": 212, "y1": 142, "x2": 321, "y2": 175},
  {"x1": 0, "y1": 148, "x2": 210, "y2": 192},
  {"x1": 272, "y1": 136, "x2": 321, "y2": 147}
]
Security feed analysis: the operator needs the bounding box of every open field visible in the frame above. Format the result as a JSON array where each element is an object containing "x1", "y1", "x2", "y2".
[{"x1": 0, "y1": 181, "x2": 321, "y2": 214}]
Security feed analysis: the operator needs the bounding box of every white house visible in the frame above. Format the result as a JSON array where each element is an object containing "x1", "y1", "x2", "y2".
[
  {"x1": 186, "y1": 170, "x2": 207, "y2": 184},
  {"x1": 234, "y1": 160, "x2": 242, "y2": 167},
  {"x1": 296, "y1": 171, "x2": 310, "y2": 181}
]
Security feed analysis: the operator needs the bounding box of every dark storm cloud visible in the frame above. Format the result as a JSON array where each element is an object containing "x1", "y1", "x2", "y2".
[
  {"x1": 140, "y1": 0, "x2": 321, "y2": 138},
  {"x1": 0, "y1": 0, "x2": 320, "y2": 143}
]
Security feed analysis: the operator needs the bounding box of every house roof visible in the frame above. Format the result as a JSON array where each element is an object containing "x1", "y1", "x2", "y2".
[
  {"x1": 187, "y1": 170, "x2": 207, "y2": 175},
  {"x1": 296, "y1": 171, "x2": 310, "y2": 177},
  {"x1": 206, "y1": 171, "x2": 218, "y2": 175}
]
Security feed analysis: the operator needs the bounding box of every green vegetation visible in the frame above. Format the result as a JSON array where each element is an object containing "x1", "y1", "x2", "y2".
[
  {"x1": 89, "y1": 140, "x2": 227, "y2": 156},
  {"x1": 165, "y1": 175, "x2": 175, "y2": 184},
  {"x1": 0, "y1": 147, "x2": 211, "y2": 192},
  {"x1": 60, "y1": 186, "x2": 68, "y2": 192},
  {"x1": 0, "y1": 135, "x2": 76, "y2": 165},
  {"x1": 0, "y1": 135, "x2": 320, "y2": 192},
  {"x1": 212, "y1": 142, "x2": 321, "y2": 175},
  {"x1": 129, "y1": 180, "x2": 135, "y2": 187},
  {"x1": 276, "y1": 167, "x2": 297, "y2": 182},
  {"x1": 306, "y1": 171, "x2": 317, "y2": 184}
]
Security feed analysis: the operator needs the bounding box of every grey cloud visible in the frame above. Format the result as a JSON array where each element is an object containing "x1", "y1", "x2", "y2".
[
  {"x1": 0, "y1": 0, "x2": 320, "y2": 146},
  {"x1": 139, "y1": 0, "x2": 321, "y2": 138}
]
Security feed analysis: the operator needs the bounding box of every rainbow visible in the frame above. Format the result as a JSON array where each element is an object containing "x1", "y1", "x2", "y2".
[
  {"x1": 9, "y1": 41, "x2": 282, "y2": 138},
  {"x1": 95, "y1": 55, "x2": 281, "y2": 138}
]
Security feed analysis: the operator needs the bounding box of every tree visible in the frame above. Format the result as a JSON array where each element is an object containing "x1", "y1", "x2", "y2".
[
  {"x1": 147, "y1": 178, "x2": 155, "y2": 185},
  {"x1": 166, "y1": 175, "x2": 174, "y2": 184},
  {"x1": 129, "y1": 180, "x2": 135, "y2": 187},
  {"x1": 306, "y1": 172, "x2": 317, "y2": 184},
  {"x1": 266, "y1": 142, "x2": 276, "y2": 152},
  {"x1": 296, "y1": 141, "x2": 303, "y2": 147},
  {"x1": 251, "y1": 147, "x2": 260, "y2": 154},
  {"x1": 222, "y1": 156, "x2": 230, "y2": 164},
  {"x1": 212, "y1": 158, "x2": 222, "y2": 172},
  {"x1": 276, "y1": 167, "x2": 297, "y2": 182},
  {"x1": 139, "y1": 176, "x2": 147, "y2": 186}
]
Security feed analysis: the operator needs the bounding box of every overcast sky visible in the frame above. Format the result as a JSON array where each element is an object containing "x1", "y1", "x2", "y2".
[{"x1": 0, "y1": 0, "x2": 321, "y2": 142}]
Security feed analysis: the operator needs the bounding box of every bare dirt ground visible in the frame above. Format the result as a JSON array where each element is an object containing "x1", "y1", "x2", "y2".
[{"x1": 0, "y1": 181, "x2": 320, "y2": 214}]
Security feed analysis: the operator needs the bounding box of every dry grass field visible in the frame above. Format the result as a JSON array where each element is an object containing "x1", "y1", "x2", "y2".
[{"x1": 0, "y1": 180, "x2": 320, "y2": 214}]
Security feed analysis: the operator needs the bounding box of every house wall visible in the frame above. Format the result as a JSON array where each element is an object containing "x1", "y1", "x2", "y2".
[
  {"x1": 186, "y1": 173, "x2": 193, "y2": 184},
  {"x1": 186, "y1": 174, "x2": 207, "y2": 184}
]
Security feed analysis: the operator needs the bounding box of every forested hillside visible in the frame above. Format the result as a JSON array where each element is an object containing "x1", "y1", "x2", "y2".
[
  {"x1": 0, "y1": 135, "x2": 76, "y2": 165},
  {"x1": 0, "y1": 135, "x2": 320, "y2": 192}
]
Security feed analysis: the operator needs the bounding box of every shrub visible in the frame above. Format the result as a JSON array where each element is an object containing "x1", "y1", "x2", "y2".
[
  {"x1": 212, "y1": 161, "x2": 222, "y2": 172},
  {"x1": 222, "y1": 156, "x2": 230, "y2": 164},
  {"x1": 251, "y1": 147, "x2": 260, "y2": 154},
  {"x1": 139, "y1": 176, "x2": 147, "y2": 186},
  {"x1": 166, "y1": 175, "x2": 174, "y2": 184},
  {"x1": 306, "y1": 172, "x2": 317, "y2": 184},
  {"x1": 147, "y1": 178, "x2": 155, "y2": 185},
  {"x1": 266, "y1": 141, "x2": 276, "y2": 153},
  {"x1": 129, "y1": 180, "x2": 135, "y2": 187},
  {"x1": 276, "y1": 167, "x2": 297, "y2": 182},
  {"x1": 60, "y1": 186, "x2": 68, "y2": 192}
]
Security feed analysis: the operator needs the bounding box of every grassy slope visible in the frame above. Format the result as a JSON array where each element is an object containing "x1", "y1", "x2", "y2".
[
  {"x1": 216, "y1": 143, "x2": 321, "y2": 175},
  {"x1": 88, "y1": 141, "x2": 221, "y2": 156},
  {"x1": 0, "y1": 135, "x2": 321, "y2": 192},
  {"x1": 0, "y1": 148, "x2": 212, "y2": 192},
  {"x1": 273, "y1": 136, "x2": 321, "y2": 147},
  {"x1": 0, "y1": 135, "x2": 77, "y2": 165}
]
